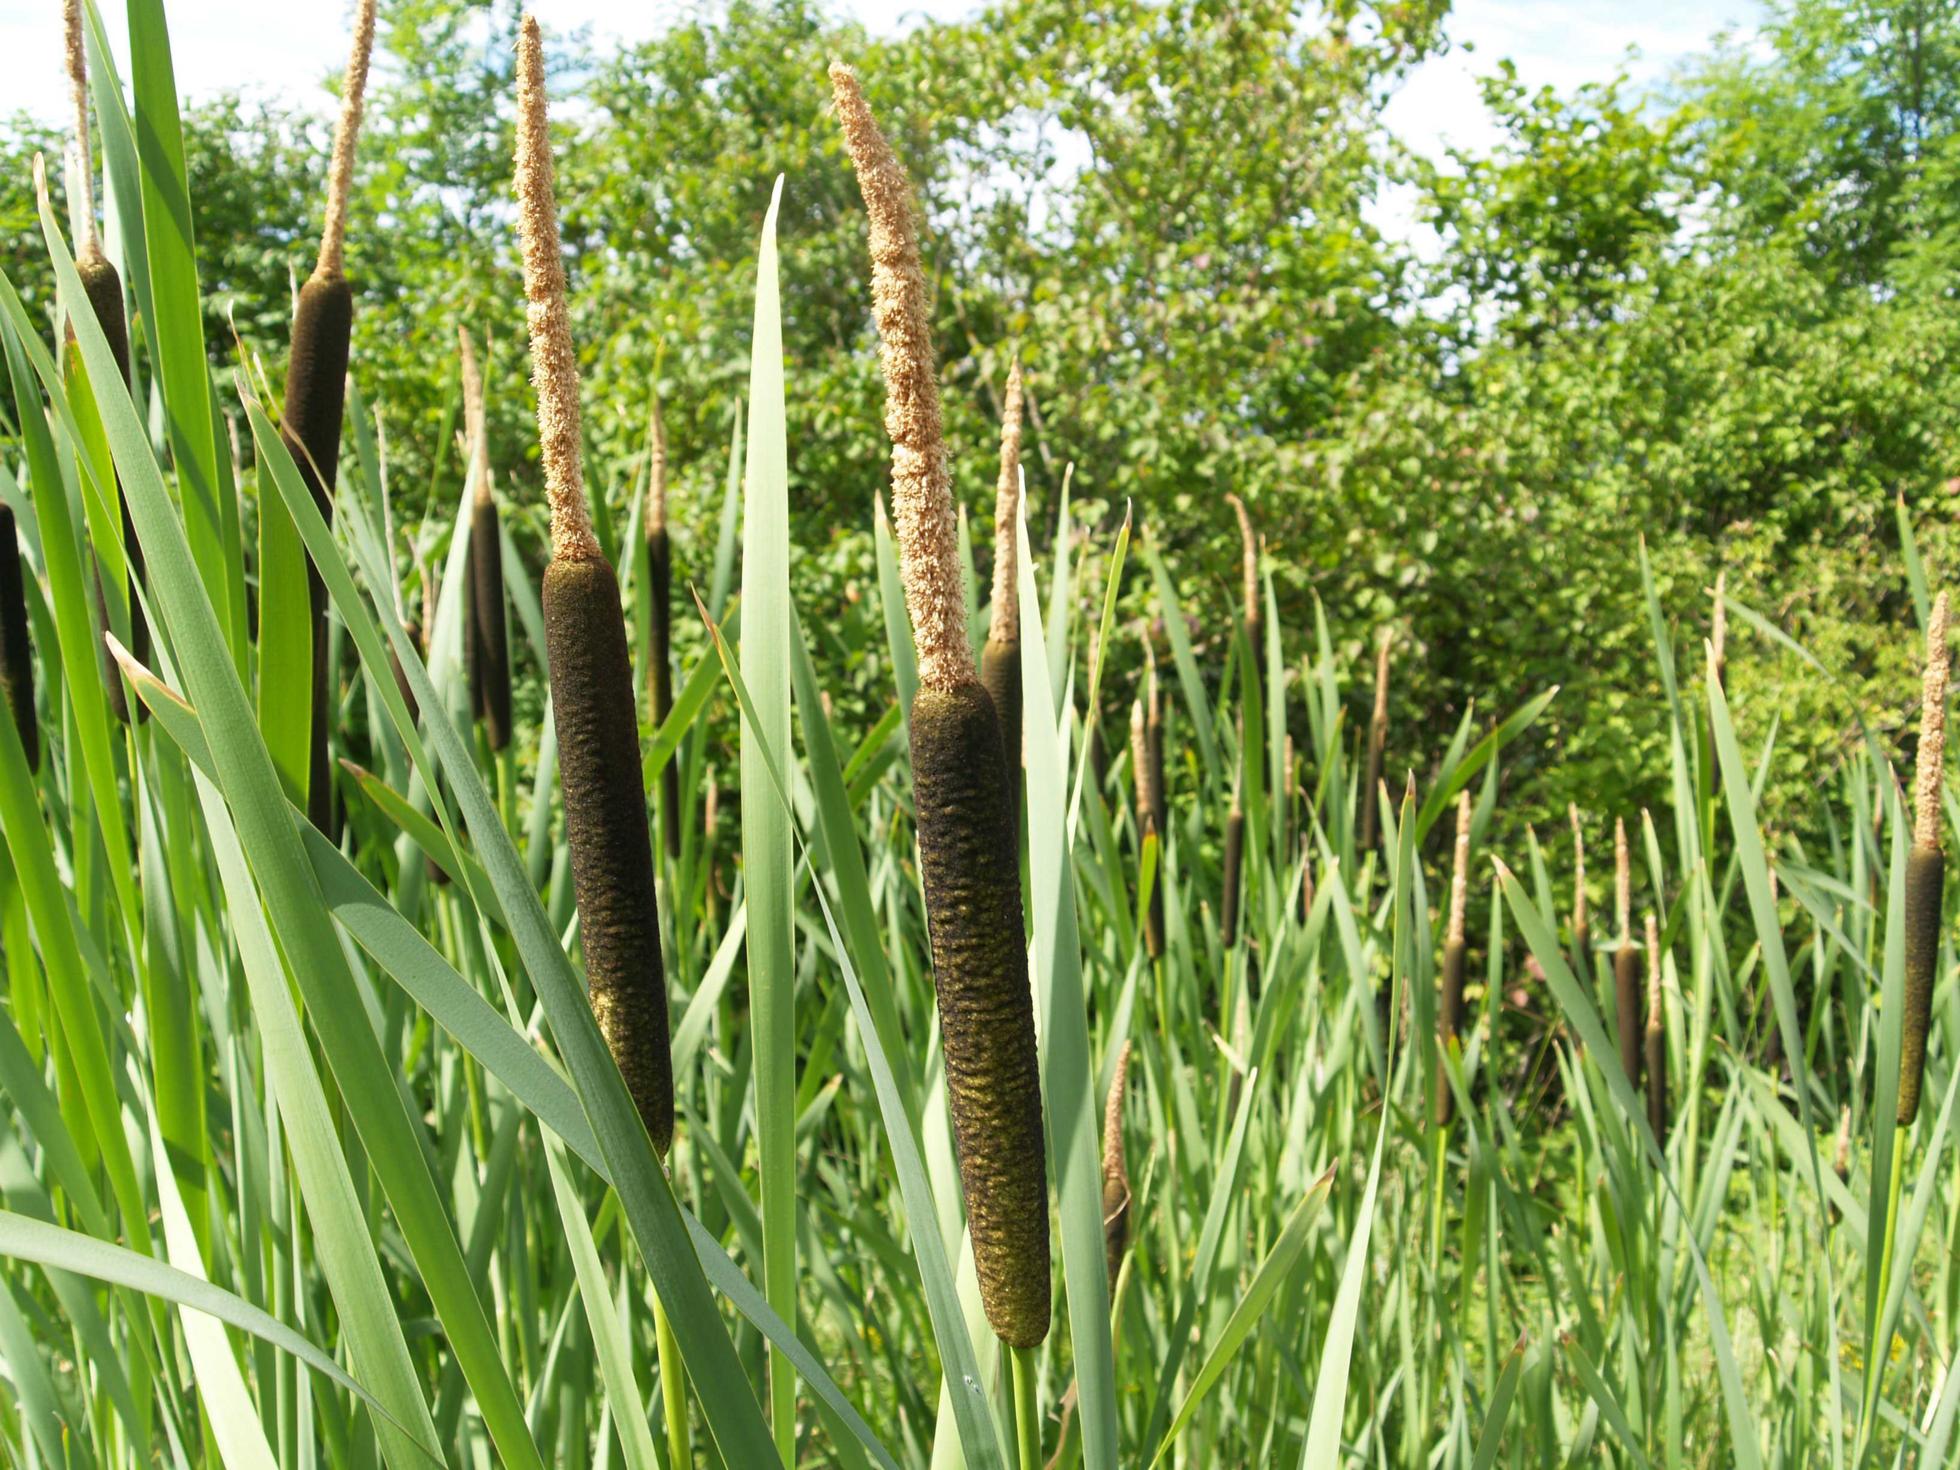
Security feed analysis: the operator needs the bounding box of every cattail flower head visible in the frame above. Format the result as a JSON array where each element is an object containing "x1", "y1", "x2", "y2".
[
  {"x1": 1101, "y1": 1040, "x2": 1132, "y2": 1285},
  {"x1": 459, "y1": 325, "x2": 490, "y2": 510},
  {"x1": 1711, "y1": 569, "x2": 1728, "y2": 685},
  {"x1": 1914, "y1": 592, "x2": 1949, "y2": 850},
  {"x1": 829, "y1": 62, "x2": 968, "y2": 692},
  {"x1": 1614, "y1": 816, "x2": 1630, "y2": 942},
  {"x1": 516, "y1": 15, "x2": 597, "y2": 563},
  {"x1": 1644, "y1": 913, "x2": 1662, "y2": 1031},
  {"x1": 62, "y1": 0, "x2": 98, "y2": 258},
  {"x1": 1447, "y1": 791, "x2": 1471, "y2": 945},
  {"x1": 1224, "y1": 492, "x2": 1257, "y2": 630},
  {"x1": 317, "y1": 0, "x2": 377, "y2": 278},
  {"x1": 988, "y1": 359, "x2": 1023, "y2": 644},
  {"x1": 1570, "y1": 803, "x2": 1587, "y2": 934}
]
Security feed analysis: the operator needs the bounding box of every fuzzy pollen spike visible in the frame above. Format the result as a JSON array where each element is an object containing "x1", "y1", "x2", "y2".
[
  {"x1": 1448, "y1": 791, "x2": 1471, "y2": 945},
  {"x1": 318, "y1": 0, "x2": 377, "y2": 279},
  {"x1": 1570, "y1": 803, "x2": 1588, "y2": 936},
  {"x1": 989, "y1": 359, "x2": 1024, "y2": 645},
  {"x1": 62, "y1": 0, "x2": 97, "y2": 258},
  {"x1": 829, "y1": 62, "x2": 969, "y2": 693},
  {"x1": 1101, "y1": 1041, "x2": 1132, "y2": 1286},
  {"x1": 516, "y1": 15, "x2": 598, "y2": 563},
  {"x1": 1914, "y1": 592, "x2": 1950, "y2": 851},
  {"x1": 1614, "y1": 816, "x2": 1631, "y2": 942}
]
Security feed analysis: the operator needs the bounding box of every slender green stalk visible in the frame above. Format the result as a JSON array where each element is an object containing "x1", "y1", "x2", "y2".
[
  {"x1": 1010, "y1": 1344, "x2": 1041, "y2": 1470},
  {"x1": 654, "y1": 1290, "x2": 689, "y2": 1470}
]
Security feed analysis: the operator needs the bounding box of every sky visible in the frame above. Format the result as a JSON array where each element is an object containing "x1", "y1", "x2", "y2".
[{"x1": 1, "y1": 0, "x2": 1765, "y2": 241}]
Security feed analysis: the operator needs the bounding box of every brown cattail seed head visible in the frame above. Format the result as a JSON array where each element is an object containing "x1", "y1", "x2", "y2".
[
  {"x1": 1447, "y1": 791, "x2": 1471, "y2": 945},
  {"x1": 988, "y1": 359, "x2": 1023, "y2": 645},
  {"x1": 1914, "y1": 591, "x2": 1949, "y2": 850},
  {"x1": 830, "y1": 63, "x2": 968, "y2": 693},
  {"x1": 317, "y1": 0, "x2": 377, "y2": 278},
  {"x1": 516, "y1": 16, "x2": 598, "y2": 563}
]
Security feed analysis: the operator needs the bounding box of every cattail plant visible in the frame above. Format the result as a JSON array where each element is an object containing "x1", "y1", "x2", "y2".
[
  {"x1": 980, "y1": 360, "x2": 1024, "y2": 817},
  {"x1": 1132, "y1": 697, "x2": 1164, "y2": 960},
  {"x1": 1221, "y1": 784, "x2": 1245, "y2": 949},
  {"x1": 1224, "y1": 492, "x2": 1262, "y2": 784},
  {"x1": 1361, "y1": 628, "x2": 1391, "y2": 853},
  {"x1": 64, "y1": 0, "x2": 143, "y2": 724},
  {"x1": 1145, "y1": 629, "x2": 1167, "y2": 851},
  {"x1": 1900, "y1": 592, "x2": 1949, "y2": 1128},
  {"x1": 283, "y1": 0, "x2": 377, "y2": 830},
  {"x1": 831, "y1": 61, "x2": 1050, "y2": 1355},
  {"x1": 644, "y1": 390, "x2": 681, "y2": 858},
  {"x1": 0, "y1": 507, "x2": 34, "y2": 767},
  {"x1": 1612, "y1": 817, "x2": 1642, "y2": 1090},
  {"x1": 1569, "y1": 803, "x2": 1589, "y2": 959},
  {"x1": 518, "y1": 15, "x2": 672, "y2": 1156},
  {"x1": 460, "y1": 327, "x2": 511, "y2": 753},
  {"x1": 1643, "y1": 913, "x2": 1667, "y2": 1145},
  {"x1": 1101, "y1": 1040, "x2": 1132, "y2": 1289},
  {"x1": 1435, "y1": 792, "x2": 1470, "y2": 1126}
]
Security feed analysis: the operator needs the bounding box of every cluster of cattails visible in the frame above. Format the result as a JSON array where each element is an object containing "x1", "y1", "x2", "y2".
[
  {"x1": 1435, "y1": 793, "x2": 1471, "y2": 1126},
  {"x1": 1901, "y1": 593, "x2": 1949, "y2": 1129},
  {"x1": 518, "y1": 15, "x2": 672, "y2": 1156},
  {"x1": 644, "y1": 392, "x2": 681, "y2": 857},
  {"x1": 63, "y1": 0, "x2": 144, "y2": 727},
  {"x1": 459, "y1": 328, "x2": 512, "y2": 755},
  {"x1": 281, "y1": 0, "x2": 377, "y2": 831},
  {"x1": 832, "y1": 61, "x2": 1049, "y2": 1351},
  {"x1": 980, "y1": 361, "x2": 1024, "y2": 820}
]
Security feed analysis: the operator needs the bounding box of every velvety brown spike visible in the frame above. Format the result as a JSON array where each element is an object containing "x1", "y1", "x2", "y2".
[
  {"x1": 1101, "y1": 1040, "x2": 1132, "y2": 1289},
  {"x1": 910, "y1": 680, "x2": 1050, "y2": 1347},
  {"x1": 980, "y1": 636, "x2": 1021, "y2": 823},
  {"x1": 468, "y1": 498, "x2": 511, "y2": 751},
  {"x1": 1221, "y1": 806, "x2": 1244, "y2": 947},
  {"x1": 1899, "y1": 844, "x2": 1944, "y2": 1126},
  {"x1": 545, "y1": 553, "x2": 673, "y2": 1154},
  {"x1": 282, "y1": 271, "x2": 353, "y2": 832},
  {"x1": 0, "y1": 506, "x2": 36, "y2": 769},
  {"x1": 74, "y1": 252, "x2": 145, "y2": 724},
  {"x1": 1612, "y1": 943, "x2": 1642, "y2": 1091}
]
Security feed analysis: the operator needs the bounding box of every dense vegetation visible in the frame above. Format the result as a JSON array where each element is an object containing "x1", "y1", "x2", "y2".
[
  {"x1": 6, "y1": 0, "x2": 1957, "y2": 838},
  {"x1": 4, "y1": 0, "x2": 1960, "y2": 1465}
]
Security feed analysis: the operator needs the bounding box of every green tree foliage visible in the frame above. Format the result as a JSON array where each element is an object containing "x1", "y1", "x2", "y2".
[{"x1": 4, "y1": 0, "x2": 1955, "y2": 838}]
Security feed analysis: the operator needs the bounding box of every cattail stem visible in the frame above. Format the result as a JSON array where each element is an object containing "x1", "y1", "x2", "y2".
[
  {"x1": 1901, "y1": 592, "x2": 1949, "y2": 1127},
  {"x1": 1569, "y1": 803, "x2": 1589, "y2": 956},
  {"x1": 520, "y1": 14, "x2": 672, "y2": 1156},
  {"x1": 980, "y1": 360, "x2": 1025, "y2": 821},
  {"x1": 834, "y1": 60, "x2": 1049, "y2": 1350},
  {"x1": 0, "y1": 507, "x2": 36, "y2": 769},
  {"x1": 644, "y1": 392, "x2": 681, "y2": 858},
  {"x1": 1361, "y1": 629, "x2": 1391, "y2": 853}
]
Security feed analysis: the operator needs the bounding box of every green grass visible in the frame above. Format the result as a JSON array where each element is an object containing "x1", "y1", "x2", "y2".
[{"x1": 0, "y1": 6, "x2": 1958, "y2": 1466}]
